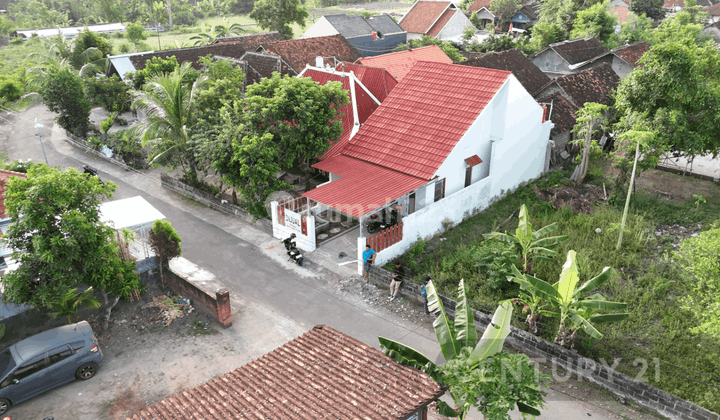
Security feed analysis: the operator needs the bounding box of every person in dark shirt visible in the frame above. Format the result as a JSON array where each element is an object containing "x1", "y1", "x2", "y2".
[
  {"x1": 389, "y1": 261, "x2": 405, "y2": 301},
  {"x1": 422, "y1": 275, "x2": 431, "y2": 314}
]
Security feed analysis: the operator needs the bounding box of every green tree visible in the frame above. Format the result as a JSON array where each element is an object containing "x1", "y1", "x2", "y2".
[
  {"x1": 629, "y1": 0, "x2": 664, "y2": 20},
  {"x1": 380, "y1": 280, "x2": 547, "y2": 419},
  {"x1": 529, "y1": 21, "x2": 565, "y2": 52},
  {"x1": 83, "y1": 74, "x2": 131, "y2": 114},
  {"x1": 569, "y1": 102, "x2": 608, "y2": 184},
  {"x1": 70, "y1": 30, "x2": 113, "y2": 71},
  {"x1": 538, "y1": 0, "x2": 575, "y2": 36},
  {"x1": 148, "y1": 219, "x2": 182, "y2": 286},
  {"x1": 1, "y1": 165, "x2": 142, "y2": 331},
  {"x1": 616, "y1": 12, "x2": 654, "y2": 45},
  {"x1": 394, "y1": 36, "x2": 465, "y2": 62},
  {"x1": 126, "y1": 22, "x2": 149, "y2": 44},
  {"x1": 0, "y1": 16, "x2": 15, "y2": 36},
  {"x1": 614, "y1": 39, "x2": 720, "y2": 160},
  {"x1": 490, "y1": 0, "x2": 523, "y2": 28},
  {"x1": 484, "y1": 204, "x2": 569, "y2": 273},
  {"x1": 40, "y1": 66, "x2": 92, "y2": 136},
  {"x1": 569, "y1": 1, "x2": 619, "y2": 48},
  {"x1": 50, "y1": 287, "x2": 101, "y2": 324},
  {"x1": 647, "y1": 7, "x2": 710, "y2": 45},
  {"x1": 674, "y1": 224, "x2": 720, "y2": 336},
  {"x1": 132, "y1": 62, "x2": 208, "y2": 179},
  {"x1": 131, "y1": 55, "x2": 183, "y2": 89},
  {"x1": 509, "y1": 250, "x2": 629, "y2": 347},
  {"x1": 249, "y1": 0, "x2": 308, "y2": 39}
]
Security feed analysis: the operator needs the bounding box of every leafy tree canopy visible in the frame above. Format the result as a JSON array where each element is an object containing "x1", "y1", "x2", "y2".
[
  {"x1": 490, "y1": 0, "x2": 523, "y2": 27},
  {"x1": 125, "y1": 22, "x2": 148, "y2": 44},
  {"x1": 394, "y1": 36, "x2": 465, "y2": 62},
  {"x1": 538, "y1": 0, "x2": 576, "y2": 36},
  {"x1": 569, "y1": 1, "x2": 619, "y2": 48},
  {"x1": 40, "y1": 66, "x2": 92, "y2": 136},
  {"x1": 529, "y1": 21, "x2": 565, "y2": 52},
  {"x1": 70, "y1": 30, "x2": 113, "y2": 70},
  {"x1": 629, "y1": 0, "x2": 665, "y2": 20},
  {"x1": 83, "y1": 74, "x2": 131, "y2": 113},
  {"x1": 249, "y1": 0, "x2": 309, "y2": 40}
]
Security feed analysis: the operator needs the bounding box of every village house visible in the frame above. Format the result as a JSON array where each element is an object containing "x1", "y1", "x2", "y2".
[
  {"x1": 399, "y1": 0, "x2": 476, "y2": 41},
  {"x1": 256, "y1": 34, "x2": 362, "y2": 73},
  {"x1": 467, "y1": 0, "x2": 496, "y2": 29},
  {"x1": 706, "y1": 3, "x2": 720, "y2": 22},
  {"x1": 355, "y1": 45, "x2": 453, "y2": 81},
  {"x1": 531, "y1": 37, "x2": 609, "y2": 78},
  {"x1": 301, "y1": 14, "x2": 407, "y2": 57},
  {"x1": 126, "y1": 325, "x2": 443, "y2": 420},
  {"x1": 295, "y1": 62, "x2": 552, "y2": 268},
  {"x1": 457, "y1": 48, "x2": 551, "y2": 96},
  {"x1": 572, "y1": 41, "x2": 650, "y2": 79}
]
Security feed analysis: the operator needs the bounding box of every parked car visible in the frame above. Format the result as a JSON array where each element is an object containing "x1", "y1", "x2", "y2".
[{"x1": 0, "y1": 320, "x2": 103, "y2": 414}]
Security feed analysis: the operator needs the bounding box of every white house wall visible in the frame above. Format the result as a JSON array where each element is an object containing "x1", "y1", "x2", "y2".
[
  {"x1": 407, "y1": 32, "x2": 423, "y2": 40},
  {"x1": 436, "y1": 10, "x2": 475, "y2": 40},
  {"x1": 611, "y1": 55, "x2": 634, "y2": 79},
  {"x1": 301, "y1": 17, "x2": 340, "y2": 39}
]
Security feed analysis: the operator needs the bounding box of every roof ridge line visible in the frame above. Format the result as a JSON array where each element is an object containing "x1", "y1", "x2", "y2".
[{"x1": 338, "y1": 154, "x2": 430, "y2": 181}]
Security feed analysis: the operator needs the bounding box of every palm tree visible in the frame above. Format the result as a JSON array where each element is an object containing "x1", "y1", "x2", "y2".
[
  {"x1": 132, "y1": 62, "x2": 208, "y2": 180},
  {"x1": 50, "y1": 287, "x2": 101, "y2": 324}
]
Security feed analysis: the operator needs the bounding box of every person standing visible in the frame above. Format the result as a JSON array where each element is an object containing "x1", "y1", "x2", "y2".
[
  {"x1": 362, "y1": 245, "x2": 376, "y2": 282},
  {"x1": 421, "y1": 275, "x2": 431, "y2": 314},
  {"x1": 389, "y1": 261, "x2": 405, "y2": 301}
]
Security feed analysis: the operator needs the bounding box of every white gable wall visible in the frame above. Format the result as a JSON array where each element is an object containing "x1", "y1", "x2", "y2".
[
  {"x1": 436, "y1": 9, "x2": 475, "y2": 40},
  {"x1": 302, "y1": 17, "x2": 340, "y2": 39},
  {"x1": 611, "y1": 55, "x2": 635, "y2": 78}
]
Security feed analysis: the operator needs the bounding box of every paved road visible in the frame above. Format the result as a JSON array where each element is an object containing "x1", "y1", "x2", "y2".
[{"x1": 0, "y1": 105, "x2": 652, "y2": 419}]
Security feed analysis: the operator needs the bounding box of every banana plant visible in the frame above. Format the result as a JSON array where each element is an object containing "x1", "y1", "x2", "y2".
[
  {"x1": 508, "y1": 250, "x2": 629, "y2": 347},
  {"x1": 379, "y1": 279, "x2": 546, "y2": 419},
  {"x1": 484, "y1": 204, "x2": 569, "y2": 273}
]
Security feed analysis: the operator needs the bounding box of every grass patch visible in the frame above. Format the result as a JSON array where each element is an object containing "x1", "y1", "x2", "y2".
[
  {"x1": 395, "y1": 168, "x2": 720, "y2": 412},
  {"x1": 187, "y1": 320, "x2": 219, "y2": 336}
]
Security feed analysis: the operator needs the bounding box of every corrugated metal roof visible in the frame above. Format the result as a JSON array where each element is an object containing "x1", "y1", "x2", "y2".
[
  {"x1": 127, "y1": 325, "x2": 442, "y2": 419},
  {"x1": 304, "y1": 156, "x2": 427, "y2": 217},
  {"x1": 400, "y1": 1, "x2": 452, "y2": 34},
  {"x1": 108, "y1": 56, "x2": 137, "y2": 80},
  {"x1": 426, "y1": 8, "x2": 456, "y2": 38},
  {"x1": 342, "y1": 61, "x2": 510, "y2": 180},
  {"x1": 465, "y1": 155, "x2": 482, "y2": 166},
  {"x1": 356, "y1": 45, "x2": 453, "y2": 81}
]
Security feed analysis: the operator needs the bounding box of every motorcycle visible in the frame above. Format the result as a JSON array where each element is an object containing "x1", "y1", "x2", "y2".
[
  {"x1": 366, "y1": 209, "x2": 399, "y2": 235},
  {"x1": 83, "y1": 165, "x2": 103, "y2": 184},
  {"x1": 282, "y1": 234, "x2": 304, "y2": 266}
]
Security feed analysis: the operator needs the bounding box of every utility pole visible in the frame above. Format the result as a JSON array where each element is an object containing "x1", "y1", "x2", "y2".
[{"x1": 34, "y1": 118, "x2": 48, "y2": 165}]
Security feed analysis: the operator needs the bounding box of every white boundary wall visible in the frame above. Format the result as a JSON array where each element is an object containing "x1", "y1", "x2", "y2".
[{"x1": 271, "y1": 201, "x2": 316, "y2": 252}]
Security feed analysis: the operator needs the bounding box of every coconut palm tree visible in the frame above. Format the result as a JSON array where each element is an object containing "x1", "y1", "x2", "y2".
[{"x1": 132, "y1": 62, "x2": 208, "y2": 180}]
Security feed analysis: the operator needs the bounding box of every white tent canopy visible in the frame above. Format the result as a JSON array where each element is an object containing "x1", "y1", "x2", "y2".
[{"x1": 99, "y1": 196, "x2": 166, "y2": 259}]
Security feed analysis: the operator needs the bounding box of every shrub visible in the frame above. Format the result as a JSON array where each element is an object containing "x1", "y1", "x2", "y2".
[{"x1": 473, "y1": 241, "x2": 517, "y2": 290}]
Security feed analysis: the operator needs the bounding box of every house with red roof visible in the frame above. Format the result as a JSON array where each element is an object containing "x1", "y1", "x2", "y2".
[
  {"x1": 467, "y1": 0, "x2": 496, "y2": 29},
  {"x1": 399, "y1": 0, "x2": 476, "y2": 40},
  {"x1": 355, "y1": 45, "x2": 453, "y2": 81},
  {"x1": 706, "y1": 2, "x2": 720, "y2": 22},
  {"x1": 300, "y1": 61, "x2": 553, "y2": 269}
]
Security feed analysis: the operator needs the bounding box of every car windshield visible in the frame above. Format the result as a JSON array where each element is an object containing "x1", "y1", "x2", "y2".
[{"x1": 0, "y1": 349, "x2": 15, "y2": 379}]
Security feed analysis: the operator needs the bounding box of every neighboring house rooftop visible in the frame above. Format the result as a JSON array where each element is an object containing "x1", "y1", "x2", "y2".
[
  {"x1": 399, "y1": 1, "x2": 453, "y2": 34},
  {"x1": 609, "y1": 6, "x2": 631, "y2": 23},
  {"x1": 612, "y1": 41, "x2": 650, "y2": 66},
  {"x1": 239, "y1": 51, "x2": 296, "y2": 85},
  {"x1": 426, "y1": 7, "x2": 457, "y2": 38},
  {"x1": 124, "y1": 42, "x2": 249, "y2": 74},
  {"x1": 259, "y1": 34, "x2": 362, "y2": 73},
  {"x1": 702, "y1": 21, "x2": 720, "y2": 43},
  {"x1": 342, "y1": 61, "x2": 511, "y2": 180},
  {"x1": 458, "y1": 48, "x2": 550, "y2": 96},
  {"x1": 323, "y1": 14, "x2": 404, "y2": 38},
  {"x1": 535, "y1": 37, "x2": 609, "y2": 65},
  {"x1": 458, "y1": 50, "x2": 485, "y2": 60},
  {"x1": 212, "y1": 31, "x2": 285, "y2": 47},
  {"x1": 355, "y1": 45, "x2": 453, "y2": 81},
  {"x1": 0, "y1": 169, "x2": 26, "y2": 219},
  {"x1": 706, "y1": 2, "x2": 720, "y2": 14},
  {"x1": 366, "y1": 14, "x2": 405, "y2": 35},
  {"x1": 467, "y1": 0, "x2": 492, "y2": 13},
  {"x1": 663, "y1": 0, "x2": 684, "y2": 8},
  {"x1": 536, "y1": 92, "x2": 578, "y2": 137},
  {"x1": 538, "y1": 62, "x2": 620, "y2": 108},
  {"x1": 127, "y1": 325, "x2": 443, "y2": 420}
]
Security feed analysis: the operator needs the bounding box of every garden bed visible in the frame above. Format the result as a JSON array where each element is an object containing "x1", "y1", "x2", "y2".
[{"x1": 392, "y1": 163, "x2": 720, "y2": 413}]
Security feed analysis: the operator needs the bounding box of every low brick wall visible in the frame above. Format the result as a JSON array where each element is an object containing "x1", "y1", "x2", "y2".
[
  {"x1": 64, "y1": 131, "x2": 134, "y2": 171},
  {"x1": 367, "y1": 266, "x2": 719, "y2": 420},
  {"x1": 165, "y1": 264, "x2": 232, "y2": 327},
  {"x1": 160, "y1": 174, "x2": 272, "y2": 235}
]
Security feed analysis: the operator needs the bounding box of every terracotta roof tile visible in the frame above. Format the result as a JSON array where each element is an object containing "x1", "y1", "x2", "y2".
[
  {"x1": 338, "y1": 62, "x2": 398, "y2": 102},
  {"x1": 356, "y1": 45, "x2": 453, "y2": 81},
  {"x1": 609, "y1": 6, "x2": 631, "y2": 23},
  {"x1": 612, "y1": 41, "x2": 649, "y2": 66},
  {"x1": 212, "y1": 31, "x2": 285, "y2": 47},
  {"x1": 458, "y1": 50, "x2": 485, "y2": 60},
  {"x1": 459, "y1": 48, "x2": 550, "y2": 95},
  {"x1": 555, "y1": 62, "x2": 620, "y2": 108},
  {"x1": 239, "y1": 51, "x2": 296, "y2": 85},
  {"x1": 127, "y1": 325, "x2": 442, "y2": 420},
  {"x1": 342, "y1": 61, "x2": 509, "y2": 179},
  {"x1": 400, "y1": 1, "x2": 452, "y2": 34},
  {"x1": 468, "y1": 0, "x2": 493, "y2": 13},
  {"x1": 260, "y1": 34, "x2": 362, "y2": 73},
  {"x1": 426, "y1": 8, "x2": 456, "y2": 38},
  {"x1": 664, "y1": 0, "x2": 684, "y2": 8},
  {"x1": 535, "y1": 92, "x2": 578, "y2": 135},
  {"x1": 542, "y1": 37, "x2": 609, "y2": 65},
  {"x1": 465, "y1": 155, "x2": 482, "y2": 166},
  {"x1": 707, "y1": 2, "x2": 720, "y2": 15},
  {"x1": 0, "y1": 169, "x2": 27, "y2": 219}
]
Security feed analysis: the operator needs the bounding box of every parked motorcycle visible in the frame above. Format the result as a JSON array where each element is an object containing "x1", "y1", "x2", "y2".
[
  {"x1": 282, "y1": 234, "x2": 304, "y2": 266},
  {"x1": 83, "y1": 165, "x2": 103, "y2": 184},
  {"x1": 366, "y1": 208, "x2": 399, "y2": 235}
]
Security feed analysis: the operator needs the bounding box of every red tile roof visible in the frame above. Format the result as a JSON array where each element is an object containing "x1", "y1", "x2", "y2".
[
  {"x1": 260, "y1": 34, "x2": 362, "y2": 73},
  {"x1": 465, "y1": 155, "x2": 483, "y2": 166},
  {"x1": 338, "y1": 62, "x2": 398, "y2": 102},
  {"x1": 301, "y1": 68, "x2": 381, "y2": 160},
  {"x1": 609, "y1": 6, "x2": 631, "y2": 23},
  {"x1": 127, "y1": 325, "x2": 443, "y2": 420},
  {"x1": 426, "y1": 8, "x2": 456, "y2": 38},
  {"x1": 356, "y1": 45, "x2": 453, "y2": 81},
  {"x1": 0, "y1": 169, "x2": 26, "y2": 219},
  {"x1": 305, "y1": 156, "x2": 427, "y2": 217},
  {"x1": 612, "y1": 41, "x2": 649, "y2": 66},
  {"x1": 664, "y1": 0, "x2": 684, "y2": 8},
  {"x1": 468, "y1": 0, "x2": 493, "y2": 13},
  {"x1": 343, "y1": 61, "x2": 510, "y2": 180},
  {"x1": 707, "y1": 2, "x2": 720, "y2": 15},
  {"x1": 400, "y1": 1, "x2": 452, "y2": 34}
]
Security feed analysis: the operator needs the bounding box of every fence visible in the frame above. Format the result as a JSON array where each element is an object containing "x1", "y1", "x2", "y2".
[
  {"x1": 271, "y1": 201, "x2": 316, "y2": 252},
  {"x1": 165, "y1": 257, "x2": 233, "y2": 327},
  {"x1": 366, "y1": 222, "x2": 403, "y2": 253}
]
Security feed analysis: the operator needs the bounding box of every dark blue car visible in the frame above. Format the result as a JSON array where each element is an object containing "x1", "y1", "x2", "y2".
[{"x1": 0, "y1": 320, "x2": 103, "y2": 414}]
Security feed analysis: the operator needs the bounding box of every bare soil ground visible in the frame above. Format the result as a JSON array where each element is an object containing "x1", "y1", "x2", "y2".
[{"x1": 635, "y1": 168, "x2": 720, "y2": 203}]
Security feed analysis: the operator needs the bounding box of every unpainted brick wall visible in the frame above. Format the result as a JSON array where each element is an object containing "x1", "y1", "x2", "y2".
[
  {"x1": 165, "y1": 266, "x2": 232, "y2": 327},
  {"x1": 367, "y1": 265, "x2": 719, "y2": 420}
]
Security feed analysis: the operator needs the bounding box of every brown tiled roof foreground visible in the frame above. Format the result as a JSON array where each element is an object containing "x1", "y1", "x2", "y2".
[
  {"x1": 126, "y1": 325, "x2": 443, "y2": 420},
  {"x1": 459, "y1": 48, "x2": 550, "y2": 96}
]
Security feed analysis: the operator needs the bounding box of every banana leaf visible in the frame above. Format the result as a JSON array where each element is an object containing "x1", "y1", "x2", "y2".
[
  {"x1": 378, "y1": 336, "x2": 442, "y2": 382},
  {"x1": 454, "y1": 279, "x2": 478, "y2": 348},
  {"x1": 509, "y1": 265, "x2": 559, "y2": 302},
  {"x1": 574, "y1": 266, "x2": 613, "y2": 298},
  {"x1": 427, "y1": 281, "x2": 461, "y2": 361},
  {"x1": 556, "y1": 251, "x2": 580, "y2": 306},
  {"x1": 515, "y1": 204, "x2": 532, "y2": 243},
  {"x1": 578, "y1": 300, "x2": 627, "y2": 311},
  {"x1": 569, "y1": 312, "x2": 603, "y2": 339},
  {"x1": 468, "y1": 300, "x2": 513, "y2": 365},
  {"x1": 589, "y1": 313, "x2": 630, "y2": 323}
]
